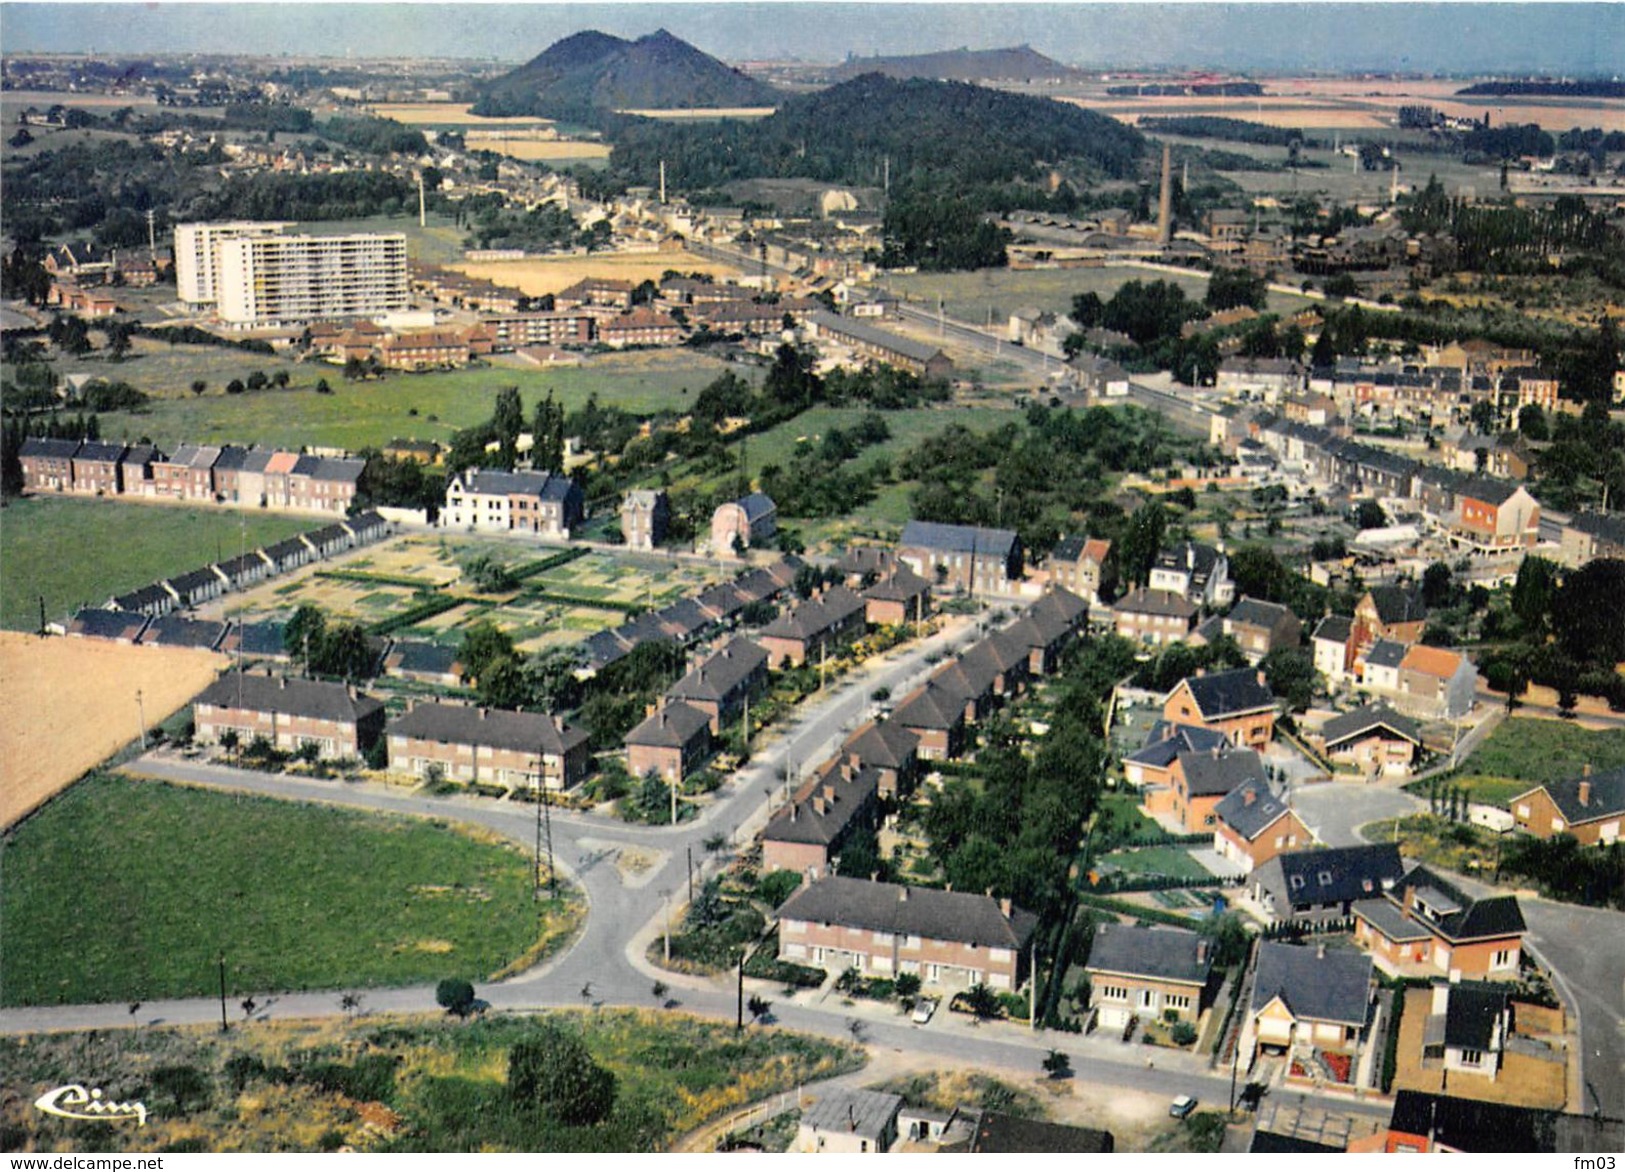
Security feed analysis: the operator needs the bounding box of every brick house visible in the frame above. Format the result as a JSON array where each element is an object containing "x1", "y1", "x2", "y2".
[
  {"x1": 862, "y1": 567, "x2": 933, "y2": 627},
  {"x1": 620, "y1": 489, "x2": 669, "y2": 551},
  {"x1": 598, "y1": 307, "x2": 685, "y2": 348},
  {"x1": 1212, "y1": 776, "x2": 1314, "y2": 874},
  {"x1": 1149, "y1": 541, "x2": 1233, "y2": 607},
  {"x1": 1364, "y1": 1091, "x2": 1625, "y2": 1154},
  {"x1": 1222, "y1": 597, "x2": 1302, "y2": 664},
  {"x1": 383, "y1": 641, "x2": 466, "y2": 688},
  {"x1": 70, "y1": 441, "x2": 127, "y2": 496},
  {"x1": 1509, "y1": 766, "x2": 1624, "y2": 846},
  {"x1": 1352, "y1": 586, "x2": 1427, "y2": 649},
  {"x1": 18, "y1": 437, "x2": 79, "y2": 493},
  {"x1": 1416, "y1": 981, "x2": 1512, "y2": 1083},
  {"x1": 897, "y1": 520, "x2": 1022, "y2": 595},
  {"x1": 776, "y1": 876, "x2": 1036, "y2": 991},
  {"x1": 1046, "y1": 534, "x2": 1112, "y2": 603},
  {"x1": 1121, "y1": 721, "x2": 1230, "y2": 790},
  {"x1": 625, "y1": 701, "x2": 712, "y2": 783},
  {"x1": 1352, "y1": 865, "x2": 1526, "y2": 981},
  {"x1": 1316, "y1": 703, "x2": 1423, "y2": 777},
  {"x1": 1169, "y1": 747, "x2": 1268, "y2": 833},
  {"x1": 68, "y1": 607, "x2": 150, "y2": 644},
  {"x1": 152, "y1": 444, "x2": 222, "y2": 501},
  {"x1": 1114, "y1": 587, "x2": 1197, "y2": 647},
  {"x1": 1009, "y1": 588, "x2": 1089, "y2": 675},
  {"x1": 118, "y1": 445, "x2": 163, "y2": 497},
  {"x1": 757, "y1": 586, "x2": 867, "y2": 668},
  {"x1": 1084, "y1": 923, "x2": 1217, "y2": 1029},
  {"x1": 1394, "y1": 644, "x2": 1478, "y2": 720},
  {"x1": 1252, "y1": 842, "x2": 1405, "y2": 926},
  {"x1": 891, "y1": 682, "x2": 967, "y2": 760},
  {"x1": 1450, "y1": 478, "x2": 1541, "y2": 552},
  {"x1": 386, "y1": 701, "x2": 591, "y2": 791},
  {"x1": 761, "y1": 757, "x2": 882, "y2": 878},
  {"x1": 711, "y1": 492, "x2": 778, "y2": 556},
  {"x1": 443, "y1": 468, "x2": 584, "y2": 539},
  {"x1": 1245, "y1": 942, "x2": 1375, "y2": 1074},
  {"x1": 1161, "y1": 668, "x2": 1277, "y2": 750},
  {"x1": 663, "y1": 637, "x2": 769, "y2": 734},
  {"x1": 287, "y1": 455, "x2": 364, "y2": 515},
  {"x1": 841, "y1": 719, "x2": 920, "y2": 797},
  {"x1": 193, "y1": 672, "x2": 386, "y2": 761},
  {"x1": 110, "y1": 583, "x2": 176, "y2": 619},
  {"x1": 1311, "y1": 615, "x2": 1356, "y2": 687}
]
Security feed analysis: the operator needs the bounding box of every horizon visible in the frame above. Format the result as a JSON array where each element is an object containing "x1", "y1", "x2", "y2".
[{"x1": 3, "y1": 3, "x2": 1623, "y2": 75}]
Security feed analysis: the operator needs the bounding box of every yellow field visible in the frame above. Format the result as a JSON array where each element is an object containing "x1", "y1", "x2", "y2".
[
  {"x1": 0, "y1": 632, "x2": 226, "y2": 827},
  {"x1": 367, "y1": 102, "x2": 553, "y2": 127},
  {"x1": 451, "y1": 249, "x2": 741, "y2": 297},
  {"x1": 614, "y1": 107, "x2": 777, "y2": 120},
  {"x1": 464, "y1": 136, "x2": 612, "y2": 161}
]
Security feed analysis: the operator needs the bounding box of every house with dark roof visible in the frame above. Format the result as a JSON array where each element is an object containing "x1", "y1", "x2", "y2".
[
  {"x1": 1316, "y1": 703, "x2": 1423, "y2": 777},
  {"x1": 443, "y1": 468, "x2": 584, "y2": 538},
  {"x1": 229, "y1": 620, "x2": 289, "y2": 661},
  {"x1": 343, "y1": 510, "x2": 389, "y2": 546},
  {"x1": 862, "y1": 566, "x2": 933, "y2": 627},
  {"x1": 710, "y1": 491, "x2": 777, "y2": 556},
  {"x1": 841, "y1": 719, "x2": 920, "y2": 797},
  {"x1": 807, "y1": 310, "x2": 953, "y2": 377},
  {"x1": 152, "y1": 444, "x2": 222, "y2": 501},
  {"x1": 139, "y1": 614, "x2": 230, "y2": 651},
  {"x1": 1450, "y1": 478, "x2": 1540, "y2": 552},
  {"x1": 1046, "y1": 534, "x2": 1112, "y2": 603},
  {"x1": 794, "y1": 1088, "x2": 902, "y2": 1155},
  {"x1": 663, "y1": 637, "x2": 768, "y2": 733},
  {"x1": 762, "y1": 756, "x2": 882, "y2": 879},
  {"x1": 1246, "y1": 941, "x2": 1375, "y2": 1076},
  {"x1": 69, "y1": 440, "x2": 127, "y2": 496},
  {"x1": 164, "y1": 567, "x2": 226, "y2": 609},
  {"x1": 109, "y1": 582, "x2": 177, "y2": 619},
  {"x1": 776, "y1": 876, "x2": 1036, "y2": 992},
  {"x1": 1358, "y1": 637, "x2": 1409, "y2": 696},
  {"x1": 67, "y1": 607, "x2": 150, "y2": 644},
  {"x1": 1122, "y1": 721, "x2": 1230, "y2": 790},
  {"x1": 897, "y1": 520, "x2": 1023, "y2": 595},
  {"x1": 939, "y1": 1111, "x2": 1113, "y2": 1154},
  {"x1": 18, "y1": 437, "x2": 79, "y2": 493},
  {"x1": 1149, "y1": 541, "x2": 1233, "y2": 607},
  {"x1": 1510, "y1": 765, "x2": 1625, "y2": 847},
  {"x1": 1417, "y1": 980, "x2": 1512, "y2": 1083},
  {"x1": 194, "y1": 671, "x2": 386, "y2": 761},
  {"x1": 1014, "y1": 588, "x2": 1089, "y2": 675},
  {"x1": 1213, "y1": 776, "x2": 1314, "y2": 874},
  {"x1": 1311, "y1": 614, "x2": 1356, "y2": 686},
  {"x1": 620, "y1": 488, "x2": 668, "y2": 551},
  {"x1": 384, "y1": 640, "x2": 466, "y2": 687},
  {"x1": 836, "y1": 544, "x2": 896, "y2": 586},
  {"x1": 1353, "y1": 864, "x2": 1526, "y2": 980},
  {"x1": 118, "y1": 444, "x2": 163, "y2": 497},
  {"x1": 1083, "y1": 923, "x2": 1217, "y2": 1028},
  {"x1": 1222, "y1": 597, "x2": 1302, "y2": 664},
  {"x1": 1113, "y1": 587, "x2": 1198, "y2": 647},
  {"x1": 757, "y1": 586, "x2": 866, "y2": 669},
  {"x1": 1162, "y1": 667, "x2": 1277, "y2": 749},
  {"x1": 1365, "y1": 1089, "x2": 1625, "y2": 1153},
  {"x1": 261, "y1": 535, "x2": 315, "y2": 576},
  {"x1": 1169, "y1": 747, "x2": 1268, "y2": 833},
  {"x1": 212, "y1": 551, "x2": 273, "y2": 592},
  {"x1": 1557, "y1": 510, "x2": 1625, "y2": 567},
  {"x1": 1252, "y1": 842, "x2": 1406, "y2": 925},
  {"x1": 625, "y1": 701, "x2": 712, "y2": 783},
  {"x1": 891, "y1": 681, "x2": 968, "y2": 760},
  {"x1": 387, "y1": 701, "x2": 591, "y2": 791},
  {"x1": 1354, "y1": 586, "x2": 1427, "y2": 648}
]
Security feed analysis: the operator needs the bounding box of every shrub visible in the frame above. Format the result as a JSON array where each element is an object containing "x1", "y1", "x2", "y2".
[{"x1": 436, "y1": 978, "x2": 476, "y2": 1017}]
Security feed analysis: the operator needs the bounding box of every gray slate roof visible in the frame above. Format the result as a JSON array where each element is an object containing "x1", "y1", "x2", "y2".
[
  {"x1": 138, "y1": 615, "x2": 230, "y2": 650},
  {"x1": 459, "y1": 467, "x2": 575, "y2": 501},
  {"x1": 1124, "y1": 721, "x2": 1231, "y2": 770},
  {"x1": 1085, "y1": 923, "x2": 1213, "y2": 986},
  {"x1": 1393, "y1": 866, "x2": 1526, "y2": 942},
  {"x1": 1516, "y1": 766, "x2": 1625, "y2": 825},
  {"x1": 799, "y1": 1089, "x2": 902, "y2": 1143},
  {"x1": 195, "y1": 672, "x2": 384, "y2": 723},
  {"x1": 1313, "y1": 615, "x2": 1354, "y2": 644},
  {"x1": 1251, "y1": 941, "x2": 1372, "y2": 1026},
  {"x1": 666, "y1": 638, "x2": 766, "y2": 703},
  {"x1": 810, "y1": 309, "x2": 947, "y2": 364},
  {"x1": 21, "y1": 438, "x2": 81, "y2": 459},
  {"x1": 1270, "y1": 843, "x2": 1405, "y2": 909},
  {"x1": 1115, "y1": 587, "x2": 1196, "y2": 618},
  {"x1": 1176, "y1": 667, "x2": 1275, "y2": 719},
  {"x1": 1365, "y1": 639, "x2": 1408, "y2": 670},
  {"x1": 386, "y1": 640, "x2": 464, "y2": 678},
  {"x1": 893, "y1": 682, "x2": 964, "y2": 730},
  {"x1": 734, "y1": 491, "x2": 776, "y2": 522},
  {"x1": 1212, "y1": 776, "x2": 1295, "y2": 840},
  {"x1": 112, "y1": 583, "x2": 174, "y2": 612},
  {"x1": 763, "y1": 762, "x2": 880, "y2": 847},
  {"x1": 843, "y1": 719, "x2": 919, "y2": 770},
  {"x1": 1178, "y1": 747, "x2": 1267, "y2": 798},
  {"x1": 1444, "y1": 982, "x2": 1508, "y2": 1050},
  {"x1": 388, "y1": 702, "x2": 586, "y2": 757},
  {"x1": 68, "y1": 608, "x2": 149, "y2": 641},
  {"x1": 900, "y1": 520, "x2": 1018, "y2": 559},
  {"x1": 776, "y1": 875, "x2": 1036, "y2": 951},
  {"x1": 73, "y1": 441, "x2": 126, "y2": 464},
  {"x1": 1321, "y1": 703, "x2": 1422, "y2": 749},
  {"x1": 625, "y1": 701, "x2": 711, "y2": 748},
  {"x1": 1227, "y1": 596, "x2": 1294, "y2": 630},
  {"x1": 1367, "y1": 585, "x2": 1426, "y2": 626}
]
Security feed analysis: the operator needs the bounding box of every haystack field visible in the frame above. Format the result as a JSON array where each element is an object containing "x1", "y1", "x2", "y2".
[
  {"x1": 0, "y1": 632, "x2": 225, "y2": 827},
  {"x1": 451, "y1": 248, "x2": 742, "y2": 297}
]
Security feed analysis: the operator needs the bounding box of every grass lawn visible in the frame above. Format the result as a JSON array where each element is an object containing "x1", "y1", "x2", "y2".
[
  {"x1": 0, "y1": 1009, "x2": 861, "y2": 1153},
  {"x1": 0, "y1": 774, "x2": 575, "y2": 1006},
  {"x1": 90, "y1": 353, "x2": 746, "y2": 452},
  {"x1": 1437, "y1": 717, "x2": 1625, "y2": 805},
  {"x1": 0, "y1": 497, "x2": 317, "y2": 631},
  {"x1": 1098, "y1": 845, "x2": 1211, "y2": 881},
  {"x1": 1094, "y1": 791, "x2": 1165, "y2": 846}
]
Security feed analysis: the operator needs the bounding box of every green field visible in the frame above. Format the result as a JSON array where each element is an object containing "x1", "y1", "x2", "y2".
[
  {"x1": 885, "y1": 263, "x2": 1314, "y2": 326},
  {"x1": 88, "y1": 353, "x2": 747, "y2": 452},
  {"x1": 0, "y1": 774, "x2": 568, "y2": 1007},
  {"x1": 1098, "y1": 845, "x2": 1211, "y2": 880},
  {"x1": 1439, "y1": 717, "x2": 1625, "y2": 805},
  {"x1": 0, "y1": 497, "x2": 318, "y2": 631}
]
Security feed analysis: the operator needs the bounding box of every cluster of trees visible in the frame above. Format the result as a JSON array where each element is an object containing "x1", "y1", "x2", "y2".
[
  {"x1": 189, "y1": 171, "x2": 417, "y2": 223},
  {"x1": 283, "y1": 605, "x2": 378, "y2": 680},
  {"x1": 463, "y1": 199, "x2": 599, "y2": 254},
  {"x1": 1138, "y1": 116, "x2": 1305, "y2": 147},
  {"x1": 1500, "y1": 836, "x2": 1625, "y2": 910},
  {"x1": 1065, "y1": 279, "x2": 1241, "y2": 384},
  {"x1": 355, "y1": 451, "x2": 444, "y2": 514},
  {"x1": 317, "y1": 115, "x2": 429, "y2": 156},
  {"x1": 1480, "y1": 558, "x2": 1625, "y2": 712},
  {"x1": 757, "y1": 412, "x2": 891, "y2": 519},
  {"x1": 880, "y1": 192, "x2": 1012, "y2": 271},
  {"x1": 444, "y1": 387, "x2": 569, "y2": 479},
  {"x1": 1402, "y1": 176, "x2": 1621, "y2": 281}
]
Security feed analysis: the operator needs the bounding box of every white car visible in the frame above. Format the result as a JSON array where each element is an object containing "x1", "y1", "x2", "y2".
[
  {"x1": 911, "y1": 998, "x2": 937, "y2": 1024},
  {"x1": 1169, "y1": 1095, "x2": 1198, "y2": 1119}
]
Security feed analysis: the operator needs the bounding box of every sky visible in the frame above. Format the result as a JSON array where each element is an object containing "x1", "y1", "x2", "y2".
[{"x1": 3, "y1": 2, "x2": 1622, "y2": 75}]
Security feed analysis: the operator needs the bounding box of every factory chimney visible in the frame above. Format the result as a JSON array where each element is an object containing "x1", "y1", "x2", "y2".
[{"x1": 1157, "y1": 144, "x2": 1173, "y2": 246}]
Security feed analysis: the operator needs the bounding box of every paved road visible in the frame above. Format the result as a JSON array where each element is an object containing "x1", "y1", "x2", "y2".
[{"x1": 1290, "y1": 781, "x2": 1424, "y2": 848}]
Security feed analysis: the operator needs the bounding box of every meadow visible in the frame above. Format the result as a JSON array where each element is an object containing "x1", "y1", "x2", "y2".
[
  {"x1": 0, "y1": 773, "x2": 572, "y2": 1007},
  {"x1": 0, "y1": 496, "x2": 317, "y2": 631},
  {"x1": 88, "y1": 351, "x2": 746, "y2": 452},
  {"x1": 0, "y1": 1010, "x2": 861, "y2": 1153},
  {"x1": 1435, "y1": 717, "x2": 1625, "y2": 806}
]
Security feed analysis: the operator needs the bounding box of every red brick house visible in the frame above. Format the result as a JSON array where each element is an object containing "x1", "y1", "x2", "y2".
[
  {"x1": 1114, "y1": 587, "x2": 1198, "y2": 647},
  {"x1": 1352, "y1": 865, "x2": 1526, "y2": 981},
  {"x1": 757, "y1": 586, "x2": 867, "y2": 668},
  {"x1": 1509, "y1": 766, "x2": 1624, "y2": 846},
  {"x1": 761, "y1": 757, "x2": 882, "y2": 878},
  {"x1": 1162, "y1": 668, "x2": 1277, "y2": 750},
  {"x1": 862, "y1": 567, "x2": 933, "y2": 627},
  {"x1": 1212, "y1": 776, "x2": 1313, "y2": 874},
  {"x1": 891, "y1": 681, "x2": 968, "y2": 760},
  {"x1": 663, "y1": 637, "x2": 769, "y2": 734},
  {"x1": 194, "y1": 672, "x2": 386, "y2": 761},
  {"x1": 386, "y1": 701, "x2": 591, "y2": 791},
  {"x1": 18, "y1": 437, "x2": 80, "y2": 493},
  {"x1": 625, "y1": 701, "x2": 712, "y2": 783}
]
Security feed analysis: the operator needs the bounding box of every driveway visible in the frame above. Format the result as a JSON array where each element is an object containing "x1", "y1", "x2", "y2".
[{"x1": 1289, "y1": 782, "x2": 1424, "y2": 847}]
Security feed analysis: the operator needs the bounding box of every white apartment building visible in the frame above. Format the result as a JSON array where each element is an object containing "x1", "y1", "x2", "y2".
[
  {"x1": 174, "y1": 221, "x2": 292, "y2": 308},
  {"x1": 213, "y1": 233, "x2": 410, "y2": 327}
]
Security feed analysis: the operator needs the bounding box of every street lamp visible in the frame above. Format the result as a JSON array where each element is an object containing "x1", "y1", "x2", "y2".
[{"x1": 135, "y1": 690, "x2": 147, "y2": 751}]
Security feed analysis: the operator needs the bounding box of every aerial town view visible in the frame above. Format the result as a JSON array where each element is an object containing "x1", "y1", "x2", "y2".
[{"x1": 2, "y1": 0, "x2": 1623, "y2": 1159}]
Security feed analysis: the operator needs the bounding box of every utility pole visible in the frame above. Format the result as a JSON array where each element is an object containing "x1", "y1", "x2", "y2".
[
  {"x1": 218, "y1": 953, "x2": 229, "y2": 1033},
  {"x1": 135, "y1": 690, "x2": 147, "y2": 751},
  {"x1": 534, "y1": 764, "x2": 544, "y2": 901},
  {"x1": 736, "y1": 952, "x2": 745, "y2": 1033},
  {"x1": 1029, "y1": 940, "x2": 1038, "y2": 1033},
  {"x1": 687, "y1": 844, "x2": 694, "y2": 905},
  {"x1": 543, "y1": 784, "x2": 555, "y2": 897},
  {"x1": 662, "y1": 889, "x2": 672, "y2": 963},
  {"x1": 670, "y1": 773, "x2": 678, "y2": 826}
]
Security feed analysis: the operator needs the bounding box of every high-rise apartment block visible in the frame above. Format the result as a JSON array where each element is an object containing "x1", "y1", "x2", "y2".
[{"x1": 174, "y1": 221, "x2": 292, "y2": 309}]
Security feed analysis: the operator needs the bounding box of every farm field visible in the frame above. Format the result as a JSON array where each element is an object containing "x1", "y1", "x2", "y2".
[
  {"x1": 0, "y1": 773, "x2": 571, "y2": 1006},
  {"x1": 451, "y1": 248, "x2": 741, "y2": 297},
  {"x1": 0, "y1": 1010, "x2": 860, "y2": 1153},
  {"x1": 1439, "y1": 716, "x2": 1625, "y2": 806},
  {"x1": 614, "y1": 106, "x2": 777, "y2": 119},
  {"x1": 366, "y1": 102, "x2": 555, "y2": 127},
  {"x1": 0, "y1": 496, "x2": 317, "y2": 631},
  {"x1": 884, "y1": 263, "x2": 1314, "y2": 326},
  {"x1": 0, "y1": 634, "x2": 226, "y2": 827},
  {"x1": 463, "y1": 134, "x2": 612, "y2": 162},
  {"x1": 89, "y1": 351, "x2": 747, "y2": 453}
]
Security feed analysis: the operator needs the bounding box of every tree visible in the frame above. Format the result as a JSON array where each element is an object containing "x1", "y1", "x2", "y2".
[
  {"x1": 1510, "y1": 555, "x2": 1558, "y2": 634},
  {"x1": 1205, "y1": 267, "x2": 1268, "y2": 312},
  {"x1": 1118, "y1": 501, "x2": 1167, "y2": 588},
  {"x1": 894, "y1": 972, "x2": 922, "y2": 1002},
  {"x1": 190, "y1": 379, "x2": 207, "y2": 396},
  {"x1": 1552, "y1": 559, "x2": 1625, "y2": 666},
  {"x1": 1260, "y1": 646, "x2": 1317, "y2": 712},
  {"x1": 1042, "y1": 1049, "x2": 1071, "y2": 1079},
  {"x1": 746, "y1": 994, "x2": 772, "y2": 1021},
  {"x1": 963, "y1": 983, "x2": 1000, "y2": 1020},
  {"x1": 1354, "y1": 500, "x2": 1388, "y2": 530},
  {"x1": 1421, "y1": 561, "x2": 1454, "y2": 609},
  {"x1": 283, "y1": 603, "x2": 327, "y2": 667},
  {"x1": 435, "y1": 978, "x2": 476, "y2": 1017},
  {"x1": 492, "y1": 386, "x2": 523, "y2": 469},
  {"x1": 225, "y1": 378, "x2": 246, "y2": 396},
  {"x1": 506, "y1": 1020, "x2": 617, "y2": 1125},
  {"x1": 460, "y1": 621, "x2": 516, "y2": 683},
  {"x1": 1518, "y1": 403, "x2": 1548, "y2": 441}
]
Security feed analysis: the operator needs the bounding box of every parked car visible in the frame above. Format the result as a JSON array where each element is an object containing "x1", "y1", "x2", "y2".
[
  {"x1": 1169, "y1": 1095, "x2": 1198, "y2": 1119},
  {"x1": 911, "y1": 998, "x2": 938, "y2": 1024}
]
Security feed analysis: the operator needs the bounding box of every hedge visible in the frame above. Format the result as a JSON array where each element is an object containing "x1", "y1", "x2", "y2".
[
  {"x1": 316, "y1": 569, "x2": 438, "y2": 589},
  {"x1": 509, "y1": 547, "x2": 589, "y2": 581},
  {"x1": 1075, "y1": 892, "x2": 1202, "y2": 928},
  {"x1": 367, "y1": 593, "x2": 467, "y2": 636}
]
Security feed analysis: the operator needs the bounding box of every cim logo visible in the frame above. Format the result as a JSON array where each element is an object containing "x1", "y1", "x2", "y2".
[{"x1": 34, "y1": 1084, "x2": 148, "y2": 1127}]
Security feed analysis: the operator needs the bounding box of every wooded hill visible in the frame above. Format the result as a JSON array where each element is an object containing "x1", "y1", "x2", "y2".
[
  {"x1": 604, "y1": 74, "x2": 1148, "y2": 195},
  {"x1": 471, "y1": 29, "x2": 780, "y2": 121}
]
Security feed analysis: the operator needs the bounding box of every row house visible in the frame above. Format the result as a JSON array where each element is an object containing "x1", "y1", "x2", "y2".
[
  {"x1": 841, "y1": 719, "x2": 920, "y2": 798},
  {"x1": 625, "y1": 701, "x2": 713, "y2": 784},
  {"x1": 483, "y1": 312, "x2": 596, "y2": 350},
  {"x1": 1214, "y1": 357, "x2": 1304, "y2": 399},
  {"x1": 212, "y1": 551, "x2": 272, "y2": 592},
  {"x1": 861, "y1": 566, "x2": 933, "y2": 626},
  {"x1": 1113, "y1": 587, "x2": 1197, "y2": 647},
  {"x1": 891, "y1": 680, "x2": 968, "y2": 761},
  {"x1": 1046, "y1": 534, "x2": 1111, "y2": 603},
  {"x1": 153, "y1": 444, "x2": 224, "y2": 501},
  {"x1": 443, "y1": 468, "x2": 584, "y2": 539},
  {"x1": 193, "y1": 672, "x2": 386, "y2": 761},
  {"x1": 18, "y1": 438, "x2": 81, "y2": 493},
  {"x1": 138, "y1": 614, "x2": 230, "y2": 651},
  {"x1": 120, "y1": 445, "x2": 162, "y2": 495},
  {"x1": 776, "y1": 876, "x2": 1037, "y2": 992},
  {"x1": 1220, "y1": 597, "x2": 1301, "y2": 663},
  {"x1": 1353, "y1": 865, "x2": 1526, "y2": 981},
  {"x1": 806, "y1": 310, "x2": 954, "y2": 378},
  {"x1": 287, "y1": 456, "x2": 363, "y2": 515},
  {"x1": 70, "y1": 441, "x2": 128, "y2": 495},
  {"x1": 663, "y1": 637, "x2": 769, "y2": 734},
  {"x1": 1084, "y1": 924, "x2": 1216, "y2": 1029},
  {"x1": 1449, "y1": 477, "x2": 1541, "y2": 552},
  {"x1": 110, "y1": 583, "x2": 177, "y2": 619},
  {"x1": 1555, "y1": 510, "x2": 1625, "y2": 567},
  {"x1": 553, "y1": 277, "x2": 633, "y2": 311},
  {"x1": 757, "y1": 585, "x2": 867, "y2": 668},
  {"x1": 376, "y1": 331, "x2": 475, "y2": 371},
  {"x1": 1510, "y1": 765, "x2": 1624, "y2": 846},
  {"x1": 691, "y1": 299, "x2": 794, "y2": 336},
  {"x1": 897, "y1": 520, "x2": 1023, "y2": 595},
  {"x1": 1212, "y1": 776, "x2": 1314, "y2": 874},
  {"x1": 1008, "y1": 587, "x2": 1089, "y2": 675},
  {"x1": 387, "y1": 701, "x2": 591, "y2": 792},
  {"x1": 165, "y1": 567, "x2": 226, "y2": 609},
  {"x1": 761, "y1": 756, "x2": 883, "y2": 879},
  {"x1": 68, "y1": 608, "x2": 151, "y2": 643},
  {"x1": 598, "y1": 307, "x2": 685, "y2": 348}
]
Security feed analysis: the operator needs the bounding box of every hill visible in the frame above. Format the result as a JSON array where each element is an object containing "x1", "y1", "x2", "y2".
[
  {"x1": 473, "y1": 28, "x2": 780, "y2": 120},
  {"x1": 604, "y1": 73, "x2": 1147, "y2": 193},
  {"x1": 824, "y1": 44, "x2": 1086, "y2": 84}
]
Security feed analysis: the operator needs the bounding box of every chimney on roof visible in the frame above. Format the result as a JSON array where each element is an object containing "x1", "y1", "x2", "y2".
[
  {"x1": 1583, "y1": 762, "x2": 1592, "y2": 777},
  {"x1": 898, "y1": 886, "x2": 908, "y2": 901},
  {"x1": 1257, "y1": 670, "x2": 1268, "y2": 688},
  {"x1": 1196, "y1": 940, "x2": 1209, "y2": 965},
  {"x1": 999, "y1": 897, "x2": 1012, "y2": 919},
  {"x1": 823, "y1": 784, "x2": 836, "y2": 803},
  {"x1": 1244, "y1": 786, "x2": 1257, "y2": 806},
  {"x1": 1186, "y1": 545, "x2": 1195, "y2": 570},
  {"x1": 1579, "y1": 778, "x2": 1592, "y2": 807},
  {"x1": 279, "y1": 677, "x2": 288, "y2": 689},
  {"x1": 479, "y1": 707, "x2": 487, "y2": 719},
  {"x1": 1212, "y1": 745, "x2": 1222, "y2": 759},
  {"x1": 1316, "y1": 941, "x2": 1326, "y2": 960},
  {"x1": 849, "y1": 1104, "x2": 857, "y2": 1132}
]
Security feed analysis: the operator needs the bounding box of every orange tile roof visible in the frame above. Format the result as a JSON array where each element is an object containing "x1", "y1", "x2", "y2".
[
  {"x1": 1399, "y1": 644, "x2": 1461, "y2": 678},
  {"x1": 265, "y1": 451, "x2": 300, "y2": 474}
]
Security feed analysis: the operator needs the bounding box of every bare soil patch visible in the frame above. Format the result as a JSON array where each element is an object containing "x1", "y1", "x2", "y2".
[{"x1": 451, "y1": 250, "x2": 741, "y2": 297}]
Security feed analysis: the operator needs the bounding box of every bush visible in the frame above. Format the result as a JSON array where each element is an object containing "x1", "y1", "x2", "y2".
[
  {"x1": 507, "y1": 1020, "x2": 617, "y2": 1126},
  {"x1": 436, "y1": 977, "x2": 476, "y2": 1017},
  {"x1": 754, "y1": 869, "x2": 802, "y2": 909},
  {"x1": 1171, "y1": 1021, "x2": 1199, "y2": 1046}
]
